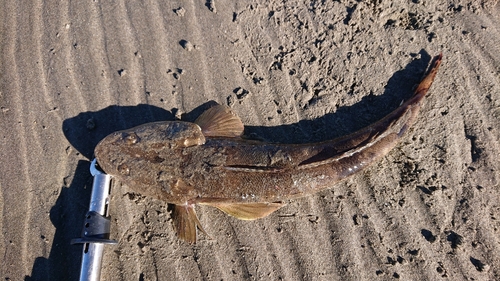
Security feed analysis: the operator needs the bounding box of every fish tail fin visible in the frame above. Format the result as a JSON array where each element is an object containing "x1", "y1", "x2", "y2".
[
  {"x1": 414, "y1": 53, "x2": 443, "y2": 98},
  {"x1": 172, "y1": 203, "x2": 209, "y2": 244}
]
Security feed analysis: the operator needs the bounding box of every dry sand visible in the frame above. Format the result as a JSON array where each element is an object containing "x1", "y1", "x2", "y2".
[{"x1": 1, "y1": 0, "x2": 500, "y2": 280}]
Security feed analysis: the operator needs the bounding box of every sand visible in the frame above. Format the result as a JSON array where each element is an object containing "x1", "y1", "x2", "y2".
[{"x1": 1, "y1": 0, "x2": 499, "y2": 280}]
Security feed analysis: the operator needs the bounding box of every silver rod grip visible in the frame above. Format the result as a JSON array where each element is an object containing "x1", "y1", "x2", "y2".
[{"x1": 78, "y1": 159, "x2": 113, "y2": 281}]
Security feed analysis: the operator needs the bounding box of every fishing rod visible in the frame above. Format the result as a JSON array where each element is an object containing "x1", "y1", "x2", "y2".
[{"x1": 72, "y1": 159, "x2": 117, "y2": 281}]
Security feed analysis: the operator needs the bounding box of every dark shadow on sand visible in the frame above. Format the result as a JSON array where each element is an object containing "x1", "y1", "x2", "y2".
[
  {"x1": 26, "y1": 160, "x2": 92, "y2": 281},
  {"x1": 244, "y1": 51, "x2": 435, "y2": 143}
]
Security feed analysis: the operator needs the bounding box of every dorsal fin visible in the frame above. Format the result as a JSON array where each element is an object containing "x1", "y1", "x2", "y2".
[{"x1": 194, "y1": 104, "x2": 244, "y2": 137}]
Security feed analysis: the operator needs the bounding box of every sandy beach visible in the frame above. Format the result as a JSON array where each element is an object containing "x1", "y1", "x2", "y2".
[{"x1": 1, "y1": 1, "x2": 499, "y2": 280}]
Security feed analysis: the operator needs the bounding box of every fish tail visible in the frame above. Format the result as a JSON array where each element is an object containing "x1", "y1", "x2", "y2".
[{"x1": 414, "y1": 53, "x2": 443, "y2": 100}]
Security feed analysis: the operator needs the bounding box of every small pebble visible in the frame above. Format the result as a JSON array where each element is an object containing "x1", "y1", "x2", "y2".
[{"x1": 180, "y1": 40, "x2": 194, "y2": 51}]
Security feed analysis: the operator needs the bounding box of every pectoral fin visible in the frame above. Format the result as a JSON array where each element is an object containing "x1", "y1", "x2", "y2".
[
  {"x1": 203, "y1": 202, "x2": 285, "y2": 220},
  {"x1": 194, "y1": 104, "x2": 244, "y2": 137},
  {"x1": 172, "y1": 204, "x2": 208, "y2": 244}
]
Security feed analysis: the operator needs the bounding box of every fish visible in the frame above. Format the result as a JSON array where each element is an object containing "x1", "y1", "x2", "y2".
[{"x1": 95, "y1": 54, "x2": 442, "y2": 243}]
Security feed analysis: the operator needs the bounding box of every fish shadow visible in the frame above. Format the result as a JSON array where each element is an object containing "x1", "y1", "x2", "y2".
[
  {"x1": 244, "y1": 50, "x2": 435, "y2": 143},
  {"x1": 62, "y1": 50, "x2": 434, "y2": 157},
  {"x1": 27, "y1": 50, "x2": 434, "y2": 280},
  {"x1": 181, "y1": 50, "x2": 433, "y2": 143}
]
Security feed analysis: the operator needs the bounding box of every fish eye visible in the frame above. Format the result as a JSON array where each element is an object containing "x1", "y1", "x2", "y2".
[
  {"x1": 122, "y1": 132, "x2": 140, "y2": 145},
  {"x1": 117, "y1": 163, "x2": 130, "y2": 175}
]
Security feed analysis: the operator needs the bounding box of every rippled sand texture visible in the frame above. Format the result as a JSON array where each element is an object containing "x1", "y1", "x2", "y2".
[{"x1": 1, "y1": 1, "x2": 499, "y2": 280}]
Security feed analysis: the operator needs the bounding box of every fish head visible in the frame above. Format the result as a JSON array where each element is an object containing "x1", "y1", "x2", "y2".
[{"x1": 94, "y1": 121, "x2": 205, "y2": 176}]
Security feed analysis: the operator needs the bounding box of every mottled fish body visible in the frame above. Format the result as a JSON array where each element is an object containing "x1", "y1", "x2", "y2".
[{"x1": 95, "y1": 54, "x2": 442, "y2": 243}]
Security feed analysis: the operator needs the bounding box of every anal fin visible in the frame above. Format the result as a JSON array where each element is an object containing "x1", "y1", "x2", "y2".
[
  {"x1": 202, "y1": 202, "x2": 285, "y2": 220},
  {"x1": 172, "y1": 204, "x2": 208, "y2": 244}
]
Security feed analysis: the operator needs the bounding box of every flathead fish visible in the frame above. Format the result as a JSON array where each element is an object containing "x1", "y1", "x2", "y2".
[{"x1": 95, "y1": 54, "x2": 442, "y2": 243}]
